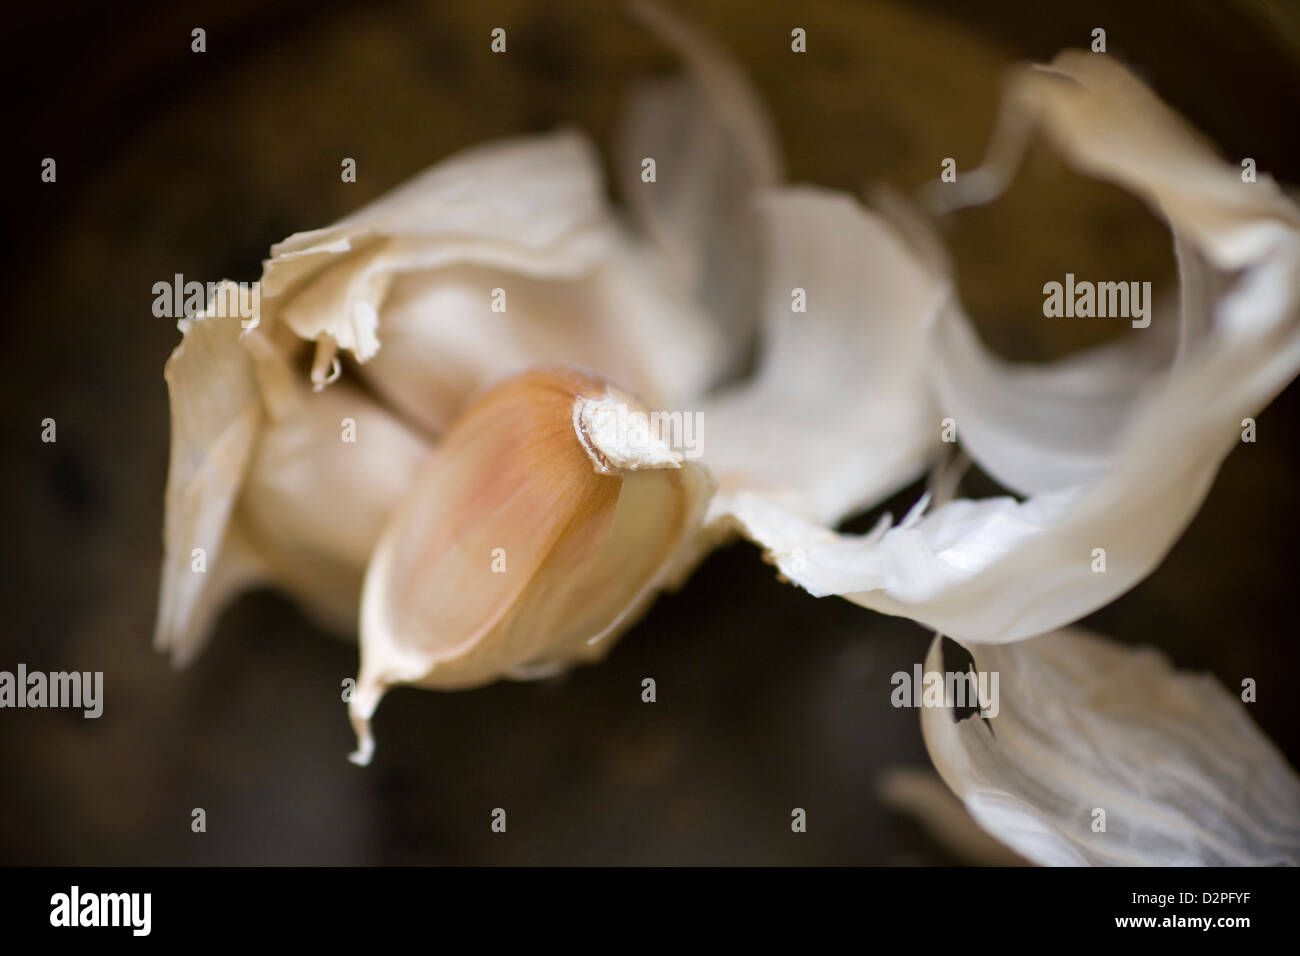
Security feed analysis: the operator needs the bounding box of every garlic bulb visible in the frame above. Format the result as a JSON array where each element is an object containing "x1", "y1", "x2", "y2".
[
  {"x1": 153, "y1": 5, "x2": 1300, "y2": 867},
  {"x1": 348, "y1": 368, "x2": 713, "y2": 764}
]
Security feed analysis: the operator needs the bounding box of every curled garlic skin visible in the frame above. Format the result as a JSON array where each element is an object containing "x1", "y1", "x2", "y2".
[{"x1": 347, "y1": 369, "x2": 714, "y2": 765}]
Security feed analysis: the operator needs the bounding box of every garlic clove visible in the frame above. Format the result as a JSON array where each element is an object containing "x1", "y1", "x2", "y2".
[
  {"x1": 349, "y1": 368, "x2": 713, "y2": 765},
  {"x1": 235, "y1": 377, "x2": 431, "y2": 636},
  {"x1": 156, "y1": 299, "x2": 432, "y2": 662}
]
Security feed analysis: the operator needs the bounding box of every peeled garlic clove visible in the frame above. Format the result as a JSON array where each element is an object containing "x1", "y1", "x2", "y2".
[{"x1": 349, "y1": 368, "x2": 714, "y2": 764}]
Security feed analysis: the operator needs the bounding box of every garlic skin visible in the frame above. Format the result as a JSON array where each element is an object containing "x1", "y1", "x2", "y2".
[
  {"x1": 155, "y1": 302, "x2": 265, "y2": 665},
  {"x1": 154, "y1": 304, "x2": 433, "y2": 665},
  {"x1": 263, "y1": 131, "x2": 729, "y2": 435},
  {"x1": 726, "y1": 52, "x2": 1300, "y2": 647},
  {"x1": 716, "y1": 51, "x2": 1300, "y2": 864},
  {"x1": 348, "y1": 368, "x2": 713, "y2": 765},
  {"x1": 920, "y1": 630, "x2": 1300, "y2": 865}
]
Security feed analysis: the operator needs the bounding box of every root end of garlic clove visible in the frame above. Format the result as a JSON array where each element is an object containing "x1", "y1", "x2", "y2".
[{"x1": 574, "y1": 394, "x2": 684, "y2": 475}]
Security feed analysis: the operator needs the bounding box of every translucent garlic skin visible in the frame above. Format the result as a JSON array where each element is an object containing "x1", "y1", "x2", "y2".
[{"x1": 348, "y1": 368, "x2": 714, "y2": 765}]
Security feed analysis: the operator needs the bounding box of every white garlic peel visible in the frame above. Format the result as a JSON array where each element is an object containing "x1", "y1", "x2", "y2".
[
  {"x1": 921, "y1": 630, "x2": 1300, "y2": 865},
  {"x1": 155, "y1": 298, "x2": 267, "y2": 666},
  {"x1": 348, "y1": 369, "x2": 713, "y2": 765},
  {"x1": 723, "y1": 52, "x2": 1300, "y2": 647},
  {"x1": 155, "y1": 308, "x2": 432, "y2": 663}
]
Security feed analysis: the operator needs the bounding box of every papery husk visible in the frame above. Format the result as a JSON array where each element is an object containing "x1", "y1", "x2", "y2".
[
  {"x1": 357, "y1": 233, "x2": 725, "y2": 436},
  {"x1": 260, "y1": 129, "x2": 729, "y2": 432},
  {"x1": 155, "y1": 293, "x2": 267, "y2": 665},
  {"x1": 723, "y1": 52, "x2": 1300, "y2": 646},
  {"x1": 262, "y1": 131, "x2": 613, "y2": 368},
  {"x1": 920, "y1": 630, "x2": 1300, "y2": 865},
  {"x1": 155, "y1": 301, "x2": 430, "y2": 663},
  {"x1": 702, "y1": 186, "x2": 948, "y2": 529},
  {"x1": 619, "y1": 0, "x2": 782, "y2": 373}
]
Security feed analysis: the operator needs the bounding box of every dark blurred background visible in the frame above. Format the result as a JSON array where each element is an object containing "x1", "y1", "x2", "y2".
[{"x1": 2, "y1": 0, "x2": 1298, "y2": 864}]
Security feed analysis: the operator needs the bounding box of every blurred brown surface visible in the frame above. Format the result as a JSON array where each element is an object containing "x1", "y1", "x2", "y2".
[{"x1": 1, "y1": 0, "x2": 1298, "y2": 864}]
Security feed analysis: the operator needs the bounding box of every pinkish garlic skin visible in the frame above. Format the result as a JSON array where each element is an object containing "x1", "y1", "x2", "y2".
[{"x1": 348, "y1": 368, "x2": 714, "y2": 765}]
